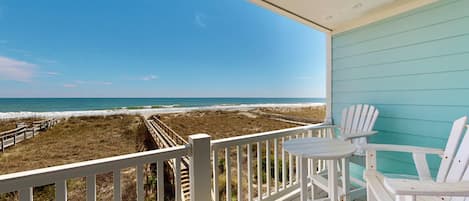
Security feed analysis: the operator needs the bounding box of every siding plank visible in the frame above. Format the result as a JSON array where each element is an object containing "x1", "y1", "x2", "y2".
[{"x1": 332, "y1": 0, "x2": 468, "y2": 179}]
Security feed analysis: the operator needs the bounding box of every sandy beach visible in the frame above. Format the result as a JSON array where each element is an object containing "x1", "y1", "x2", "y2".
[{"x1": 0, "y1": 103, "x2": 324, "y2": 120}]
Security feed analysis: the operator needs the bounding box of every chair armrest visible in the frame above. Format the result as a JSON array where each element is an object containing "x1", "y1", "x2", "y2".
[
  {"x1": 384, "y1": 178, "x2": 469, "y2": 197},
  {"x1": 339, "y1": 131, "x2": 378, "y2": 140},
  {"x1": 364, "y1": 144, "x2": 444, "y2": 156},
  {"x1": 318, "y1": 124, "x2": 338, "y2": 129}
]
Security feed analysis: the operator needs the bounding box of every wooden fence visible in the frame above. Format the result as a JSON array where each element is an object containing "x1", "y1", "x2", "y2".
[{"x1": 0, "y1": 119, "x2": 59, "y2": 152}]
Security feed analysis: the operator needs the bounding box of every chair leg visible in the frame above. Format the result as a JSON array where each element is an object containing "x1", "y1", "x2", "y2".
[{"x1": 366, "y1": 183, "x2": 377, "y2": 201}]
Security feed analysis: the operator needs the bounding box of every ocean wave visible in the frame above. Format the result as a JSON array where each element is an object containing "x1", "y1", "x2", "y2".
[{"x1": 0, "y1": 102, "x2": 325, "y2": 120}]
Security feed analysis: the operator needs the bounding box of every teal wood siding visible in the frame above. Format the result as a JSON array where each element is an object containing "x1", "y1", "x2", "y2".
[{"x1": 331, "y1": 0, "x2": 469, "y2": 177}]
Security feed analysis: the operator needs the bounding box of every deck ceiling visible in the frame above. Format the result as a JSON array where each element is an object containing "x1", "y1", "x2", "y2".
[{"x1": 250, "y1": 0, "x2": 438, "y2": 34}]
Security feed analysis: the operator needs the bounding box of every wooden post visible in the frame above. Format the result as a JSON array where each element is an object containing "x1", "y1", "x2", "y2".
[
  {"x1": 14, "y1": 132, "x2": 16, "y2": 145},
  {"x1": 188, "y1": 134, "x2": 211, "y2": 201},
  {"x1": 23, "y1": 129, "x2": 27, "y2": 140},
  {"x1": 1, "y1": 137, "x2": 4, "y2": 152}
]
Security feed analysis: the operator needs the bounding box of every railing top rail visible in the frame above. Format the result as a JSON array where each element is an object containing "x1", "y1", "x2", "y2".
[
  {"x1": 0, "y1": 145, "x2": 190, "y2": 193},
  {"x1": 211, "y1": 123, "x2": 329, "y2": 149},
  {"x1": 0, "y1": 126, "x2": 26, "y2": 137}
]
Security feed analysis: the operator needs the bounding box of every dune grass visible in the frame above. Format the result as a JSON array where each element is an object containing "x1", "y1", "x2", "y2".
[{"x1": 0, "y1": 115, "x2": 149, "y2": 201}]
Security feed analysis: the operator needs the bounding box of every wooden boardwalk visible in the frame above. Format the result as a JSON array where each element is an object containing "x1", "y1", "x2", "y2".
[
  {"x1": 145, "y1": 116, "x2": 191, "y2": 201},
  {"x1": 0, "y1": 119, "x2": 58, "y2": 152}
]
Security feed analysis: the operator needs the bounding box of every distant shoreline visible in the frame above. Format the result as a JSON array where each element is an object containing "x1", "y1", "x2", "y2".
[{"x1": 0, "y1": 102, "x2": 325, "y2": 120}]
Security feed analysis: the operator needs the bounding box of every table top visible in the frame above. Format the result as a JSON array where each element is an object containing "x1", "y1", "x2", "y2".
[{"x1": 283, "y1": 137, "x2": 356, "y2": 159}]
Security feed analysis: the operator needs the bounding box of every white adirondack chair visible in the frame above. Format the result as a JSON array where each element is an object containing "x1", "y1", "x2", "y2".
[
  {"x1": 312, "y1": 104, "x2": 379, "y2": 199},
  {"x1": 364, "y1": 116, "x2": 469, "y2": 201},
  {"x1": 337, "y1": 104, "x2": 380, "y2": 155}
]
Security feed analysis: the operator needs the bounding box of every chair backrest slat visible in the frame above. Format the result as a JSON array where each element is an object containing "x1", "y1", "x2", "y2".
[
  {"x1": 345, "y1": 105, "x2": 356, "y2": 134},
  {"x1": 436, "y1": 116, "x2": 467, "y2": 183},
  {"x1": 351, "y1": 104, "x2": 363, "y2": 133},
  {"x1": 340, "y1": 104, "x2": 379, "y2": 136},
  {"x1": 367, "y1": 107, "x2": 379, "y2": 132},
  {"x1": 357, "y1": 104, "x2": 370, "y2": 131}
]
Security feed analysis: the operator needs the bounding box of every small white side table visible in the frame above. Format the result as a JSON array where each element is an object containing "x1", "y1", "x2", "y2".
[{"x1": 284, "y1": 137, "x2": 356, "y2": 201}]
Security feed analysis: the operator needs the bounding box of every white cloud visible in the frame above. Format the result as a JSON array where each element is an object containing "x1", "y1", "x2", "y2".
[
  {"x1": 0, "y1": 56, "x2": 37, "y2": 82},
  {"x1": 63, "y1": 84, "x2": 77, "y2": 88},
  {"x1": 194, "y1": 13, "x2": 207, "y2": 28},
  {"x1": 142, "y1": 75, "x2": 158, "y2": 81}
]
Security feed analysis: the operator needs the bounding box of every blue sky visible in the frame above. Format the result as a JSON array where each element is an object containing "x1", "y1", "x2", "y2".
[{"x1": 0, "y1": 0, "x2": 325, "y2": 98}]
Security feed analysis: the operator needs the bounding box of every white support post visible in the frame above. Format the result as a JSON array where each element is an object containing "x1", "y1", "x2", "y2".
[
  {"x1": 328, "y1": 160, "x2": 338, "y2": 201},
  {"x1": 342, "y1": 157, "x2": 350, "y2": 201},
  {"x1": 189, "y1": 134, "x2": 211, "y2": 201},
  {"x1": 157, "y1": 160, "x2": 164, "y2": 201},
  {"x1": 136, "y1": 164, "x2": 144, "y2": 201},
  {"x1": 19, "y1": 187, "x2": 33, "y2": 201},
  {"x1": 213, "y1": 148, "x2": 219, "y2": 201},
  {"x1": 299, "y1": 158, "x2": 308, "y2": 201},
  {"x1": 237, "y1": 145, "x2": 243, "y2": 200},
  {"x1": 113, "y1": 169, "x2": 121, "y2": 201},
  {"x1": 56, "y1": 180, "x2": 67, "y2": 201},
  {"x1": 325, "y1": 32, "x2": 333, "y2": 124},
  {"x1": 174, "y1": 158, "x2": 182, "y2": 201},
  {"x1": 225, "y1": 147, "x2": 232, "y2": 201},
  {"x1": 247, "y1": 143, "x2": 253, "y2": 201},
  {"x1": 86, "y1": 175, "x2": 96, "y2": 201}
]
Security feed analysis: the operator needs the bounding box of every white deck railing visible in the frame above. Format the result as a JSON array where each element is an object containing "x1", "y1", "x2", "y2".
[
  {"x1": 0, "y1": 133, "x2": 212, "y2": 201},
  {"x1": 0, "y1": 125, "x2": 332, "y2": 201},
  {"x1": 211, "y1": 124, "x2": 333, "y2": 201}
]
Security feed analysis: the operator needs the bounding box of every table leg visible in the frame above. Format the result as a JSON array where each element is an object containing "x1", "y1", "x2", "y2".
[
  {"x1": 342, "y1": 157, "x2": 350, "y2": 201},
  {"x1": 300, "y1": 157, "x2": 308, "y2": 201},
  {"x1": 328, "y1": 159, "x2": 338, "y2": 201}
]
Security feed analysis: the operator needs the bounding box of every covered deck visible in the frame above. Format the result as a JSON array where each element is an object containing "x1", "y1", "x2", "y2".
[{"x1": 1, "y1": 0, "x2": 468, "y2": 200}]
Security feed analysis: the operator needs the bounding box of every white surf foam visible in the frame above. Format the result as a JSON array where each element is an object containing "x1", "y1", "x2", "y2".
[{"x1": 0, "y1": 102, "x2": 325, "y2": 120}]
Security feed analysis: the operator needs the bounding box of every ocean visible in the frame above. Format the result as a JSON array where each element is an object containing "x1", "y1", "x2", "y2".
[{"x1": 0, "y1": 98, "x2": 325, "y2": 112}]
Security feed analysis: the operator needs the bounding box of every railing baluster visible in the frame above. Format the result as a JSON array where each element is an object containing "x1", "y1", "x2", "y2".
[
  {"x1": 174, "y1": 158, "x2": 181, "y2": 201},
  {"x1": 296, "y1": 135, "x2": 300, "y2": 183},
  {"x1": 274, "y1": 138, "x2": 279, "y2": 193},
  {"x1": 136, "y1": 164, "x2": 144, "y2": 201},
  {"x1": 225, "y1": 147, "x2": 232, "y2": 201},
  {"x1": 56, "y1": 180, "x2": 67, "y2": 201},
  {"x1": 281, "y1": 137, "x2": 286, "y2": 190},
  {"x1": 157, "y1": 160, "x2": 164, "y2": 201},
  {"x1": 213, "y1": 149, "x2": 220, "y2": 201},
  {"x1": 19, "y1": 187, "x2": 32, "y2": 201},
  {"x1": 113, "y1": 169, "x2": 121, "y2": 201},
  {"x1": 86, "y1": 175, "x2": 96, "y2": 201},
  {"x1": 236, "y1": 145, "x2": 243, "y2": 200},
  {"x1": 257, "y1": 142, "x2": 263, "y2": 201},
  {"x1": 288, "y1": 136, "x2": 293, "y2": 186},
  {"x1": 247, "y1": 144, "x2": 253, "y2": 201},
  {"x1": 266, "y1": 140, "x2": 271, "y2": 196}
]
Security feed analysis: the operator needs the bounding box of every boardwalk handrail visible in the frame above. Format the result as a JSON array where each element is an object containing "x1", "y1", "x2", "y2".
[{"x1": 0, "y1": 119, "x2": 58, "y2": 152}]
